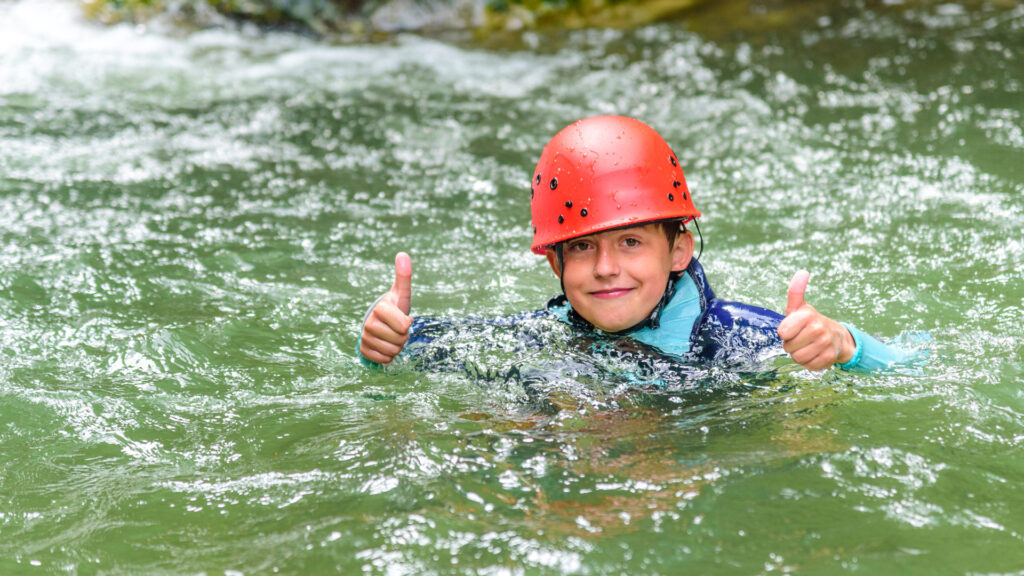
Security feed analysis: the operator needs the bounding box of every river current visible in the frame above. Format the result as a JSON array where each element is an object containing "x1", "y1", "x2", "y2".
[{"x1": 1, "y1": 0, "x2": 1022, "y2": 573}]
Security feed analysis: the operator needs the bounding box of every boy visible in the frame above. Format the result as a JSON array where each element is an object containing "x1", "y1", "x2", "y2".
[{"x1": 359, "y1": 116, "x2": 909, "y2": 373}]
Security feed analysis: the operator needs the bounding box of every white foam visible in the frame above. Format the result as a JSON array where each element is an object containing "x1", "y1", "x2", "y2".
[
  {"x1": 0, "y1": 0, "x2": 565, "y2": 183},
  {"x1": 0, "y1": 0, "x2": 560, "y2": 99}
]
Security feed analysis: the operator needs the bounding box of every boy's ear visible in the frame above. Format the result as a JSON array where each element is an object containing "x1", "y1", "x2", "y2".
[
  {"x1": 544, "y1": 248, "x2": 561, "y2": 278},
  {"x1": 671, "y1": 230, "x2": 695, "y2": 272}
]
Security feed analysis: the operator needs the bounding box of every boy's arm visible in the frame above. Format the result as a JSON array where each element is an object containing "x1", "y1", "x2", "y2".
[
  {"x1": 835, "y1": 322, "x2": 918, "y2": 373},
  {"x1": 778, "y1": 270, "x2": 911, "y2": 372},
  {"x1": 358, "y1": 252, "x2": 413, "y2": 365}
]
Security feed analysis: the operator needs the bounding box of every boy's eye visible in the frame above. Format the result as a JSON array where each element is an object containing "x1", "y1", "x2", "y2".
[
  {"x1": 568, "y1": 241, "x2": 593, "y2": 252},
  {"x1": 622, "y1": 237, "x2": 640, "y2": 247}
]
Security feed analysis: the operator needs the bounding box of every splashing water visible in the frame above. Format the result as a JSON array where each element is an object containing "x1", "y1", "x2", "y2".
[{"x1": 1, "y1": 0, "x2": 1022, "y2": 573}]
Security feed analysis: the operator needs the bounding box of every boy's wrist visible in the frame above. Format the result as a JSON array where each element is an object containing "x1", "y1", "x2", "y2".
[
  {"x1": 834, "y1": 321, "x2": 857, "y2": 365},
  {"x1": 836, "y1": 322, "x2": 864, "y2": 369}
]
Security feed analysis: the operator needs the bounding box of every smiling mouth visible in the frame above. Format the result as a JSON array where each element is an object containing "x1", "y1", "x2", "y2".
[{"x1": 590, "y1": 288, "x2": 633, "y2": 299}]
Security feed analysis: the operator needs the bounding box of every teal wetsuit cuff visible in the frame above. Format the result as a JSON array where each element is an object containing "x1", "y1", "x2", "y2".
[
  {"x1": 837, "y1": 322, "x2": 863, "y2": 371},
  {"x1": 835, "y1": 322, "x2": 915, "y2": 373}
]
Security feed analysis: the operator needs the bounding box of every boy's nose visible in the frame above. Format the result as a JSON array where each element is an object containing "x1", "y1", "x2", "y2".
[{"x1": 593, "y1": 244, "x2": 619, "y2": 278}]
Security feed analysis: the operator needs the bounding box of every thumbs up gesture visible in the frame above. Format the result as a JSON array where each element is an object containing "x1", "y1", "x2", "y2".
[
  {"x1": 359, "y1": 252, "x2": 414, "y2": 364},
  {"x1": 777, "y1": 270, "x2": 856, "y2": 371}
]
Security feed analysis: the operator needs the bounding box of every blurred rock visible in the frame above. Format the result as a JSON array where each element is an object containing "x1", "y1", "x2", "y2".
[{"x1": 79, "y1": 0, "x2": 709, "y2": 38}]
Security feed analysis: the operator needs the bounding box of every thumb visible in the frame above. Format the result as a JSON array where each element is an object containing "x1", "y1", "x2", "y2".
[
  {"x1": 785, "y1": 269, "x2": 809, "y2": 315},
  {"x1": 390, "y1": 252, "x2": 412, "y2": 315}
]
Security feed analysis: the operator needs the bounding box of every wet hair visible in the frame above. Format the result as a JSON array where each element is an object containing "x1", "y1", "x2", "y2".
[
  {"x1": 659, "y1": 220, "x2": 682, "y2": 247},
  {"x1": 659, "y1": 218, "x2": 703, "y2": 262}
]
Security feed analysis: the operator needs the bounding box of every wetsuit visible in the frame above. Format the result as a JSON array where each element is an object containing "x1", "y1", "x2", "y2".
[
  {"x1": 359, "y1": 260, "x2": 913, "y2": 373},
  {"x1": 546, "y1": 259, "x2": 911, "y2": 372}
]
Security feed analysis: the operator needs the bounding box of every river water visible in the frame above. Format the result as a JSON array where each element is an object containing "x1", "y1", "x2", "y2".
[{"x1": 1, "y1": 0, "x2": 1022, "y2": 573}]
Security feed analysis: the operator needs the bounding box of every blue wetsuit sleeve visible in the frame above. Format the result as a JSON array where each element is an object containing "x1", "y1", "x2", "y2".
[
  {"x1": 837, "y1": 323, "x2": 917, "y2": 373},
  {"x1": 356, "y1": 300, "x2": 546, "y2": 368},
  {"x1": 694, "y1": 299, "x2": 785, "y2": 364},
  {"x1": 700, "y1": 299, "x2": 920, "y2": 373}
]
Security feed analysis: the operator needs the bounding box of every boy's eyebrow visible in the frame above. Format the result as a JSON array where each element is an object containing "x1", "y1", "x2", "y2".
[
  {"x1": 563, "y1": 222, "x2": 664, "y2": 247},
  {"x1": 567, "y1": 234, "x2": 596, "y2": 242},
  {"x1": 573, "y1": 225, "x2": 656, "y2": 241},
  {"x1": 609, "y1": 224, "x2": 659, "y2": 236}
]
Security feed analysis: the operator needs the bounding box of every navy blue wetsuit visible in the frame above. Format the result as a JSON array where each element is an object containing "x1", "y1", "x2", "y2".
[{"x1": 360, "y1": 260, "x2": 912, "y2": 373}]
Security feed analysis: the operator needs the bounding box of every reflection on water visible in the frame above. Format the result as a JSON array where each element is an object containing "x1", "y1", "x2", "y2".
[{"x1": 1, "y1": 0, "x2": 1022, "y2": 573}]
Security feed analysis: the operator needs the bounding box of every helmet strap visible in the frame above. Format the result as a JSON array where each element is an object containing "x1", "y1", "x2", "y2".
[
  {"x1": 692, "y1": 217, "x2": 704, "y2": 262},
  {"x1": 554, "y1": 242, "x2": 566, "y2": 295}
]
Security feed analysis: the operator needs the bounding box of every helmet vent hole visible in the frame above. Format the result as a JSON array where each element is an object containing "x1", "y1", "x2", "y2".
[
  {"x1": 673, "y1": 180, "x2": 681, "y2": 188},
  {"x1": 558, "y1": 215, "x2": 564, "y2": 224},
  {"x1": 536, "y1": 174, "x2": 541, "y2": 186},
  {"x1": 550, "y1": 178, "x2": 558, "y2": 190},
  {"x1": 580, "y1": 208, "x2": 588, "y2": 217},
  {"x1": 670, "y1": 156, "x2": 677, "y2": 167},
  {"x1": 564, "y1": 201, "x2": 573, "y2": 208},
  {"x1": 668, "y1": 193, "x2": 675, "y2": 201}
]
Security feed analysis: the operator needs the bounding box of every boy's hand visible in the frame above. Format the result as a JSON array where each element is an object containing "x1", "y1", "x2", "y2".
[
  {"x1": 778, "y1": 270, "x2": 856, "y2": 371},
  {"x1": 359, "y1": 252, "x2": 413, "y2": 364}
]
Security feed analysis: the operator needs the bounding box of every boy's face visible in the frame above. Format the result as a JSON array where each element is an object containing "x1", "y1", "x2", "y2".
[{"x1": 545, "y1": 224, "x2": 694, "y2": 332}]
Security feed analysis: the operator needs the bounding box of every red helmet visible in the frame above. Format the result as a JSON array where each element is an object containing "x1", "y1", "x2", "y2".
[{"x1": 530, "y1": 115, "x2": 701, "y2": 254}]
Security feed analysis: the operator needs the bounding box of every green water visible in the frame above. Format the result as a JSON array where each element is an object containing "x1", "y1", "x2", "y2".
[{"x1": 1, "y1": 0, "x2": 1022, "y2": 573}]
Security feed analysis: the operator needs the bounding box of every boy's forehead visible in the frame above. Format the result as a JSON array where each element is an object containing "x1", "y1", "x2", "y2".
[{"x1": 571, "y1": 222, "x2": 662, "y2": 241}]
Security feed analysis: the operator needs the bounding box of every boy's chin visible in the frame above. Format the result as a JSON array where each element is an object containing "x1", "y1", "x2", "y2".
[
  {"x1": 570, "y1": 297, "x2": 653, "y2": 333},
  {"x1": 587, "y1": 316, "x2": 638, "y2": 333}
]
